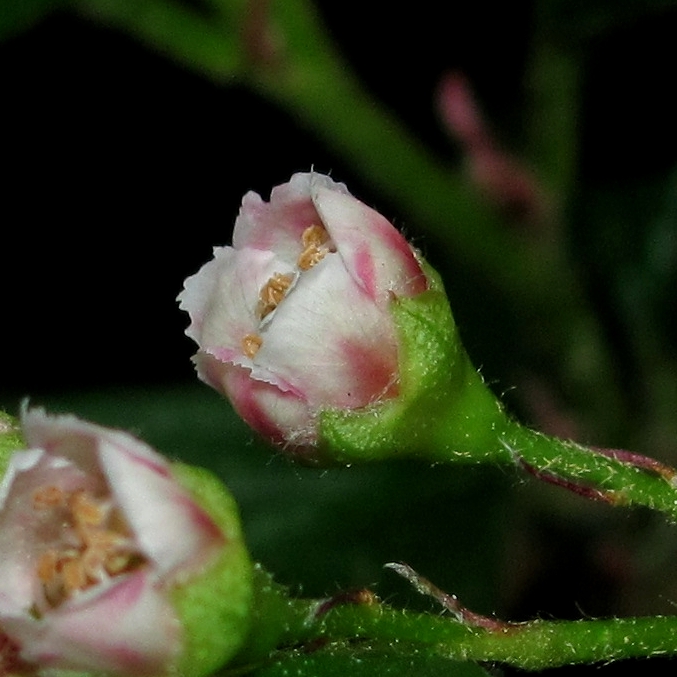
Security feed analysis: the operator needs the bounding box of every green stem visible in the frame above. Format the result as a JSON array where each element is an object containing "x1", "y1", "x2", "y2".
[
  {"x1": 316, "y1": 608, "x2": 677, "y2": 670},
  {"x1": 424, "y1": 362, "x2": 677, "y2": 521},
  {"x1": 525, "y1": 5, "x2": 583, "y2": 208},
  {"x1": 234, "y1": 567, "x2": 677, "y2": 672},
  {"x1": 74, "y1": 0, "x2": 243, "y2": 80},
  {"x1": 423, "y1": 380, "x2": 677, "y2": 522},
  {"x1": 321, "y1": 283, "x2": 677, "y2": 522}
]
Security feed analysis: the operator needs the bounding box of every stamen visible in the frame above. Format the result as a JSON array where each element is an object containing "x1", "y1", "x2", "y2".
[
  {"x1": 242, "y1": 333, "x2": 263, "y2": 358},
  {"x1": 61, "y1": 557, "x2": 88, "y2": 592},
  {"x1": 85, "y1": 528, "x2": 128, "y2": 550},
  {"x1": 32, "y1": 486, "x2": 145, "y2": 609},
  {"x1": 298, "y1": 225, "x2": 333, "y2": 271},
  {"x1": 257, "y1": 272, "x2": 293, "y2": 319},
  {"x1": 36, "y1": 549, "x2": 59, "y2": 584},
  {"x1": 302, "y1": 224, "x2": 329, "y2": 249},
  {"x1": 105, "y1": 552, "x2": 136, "y2": 576},
  {"x1": 33, "y1": 485, "x2": 65, "y2": 510},
  {"x1": 69, "y1": 490, "x2": 105, "y2": 527}
]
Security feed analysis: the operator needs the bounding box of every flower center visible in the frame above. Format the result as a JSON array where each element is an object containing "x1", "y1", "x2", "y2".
[
  {"x1": 240, "y1": 225, "x2": 335, "y2": 358},
  {"x1": 33, "y1": 485, "x2": 144, "y2": 610}
]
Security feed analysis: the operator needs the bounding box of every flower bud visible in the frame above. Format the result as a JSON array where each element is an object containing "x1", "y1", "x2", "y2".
[
  {"x1": 178, "y1": 172, "x2": 430, "y2": 460},
  {"x1": 0, "y1": 409, "x2": 253, "y2": 677}
]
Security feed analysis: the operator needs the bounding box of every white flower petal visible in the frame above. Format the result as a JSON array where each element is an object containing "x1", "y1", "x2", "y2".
[
  {"x1": 232, "y1": 172, "x2": 349, "y2": 262},
  {"x1": 312, "y1": 186, "x2": 427, "y2": 301},
  {"x1": 254, "y1": 255, "x2": 399, "y2": 409},
  {"x1": 180, "y1": 247, "x2": 296, "y2": 375},
  {"x1": 98, "y1": 437, "x2": 222, "y2": 578},
  {"x1": 3, "y1": 570, "x2": 178, "y2": 676}
]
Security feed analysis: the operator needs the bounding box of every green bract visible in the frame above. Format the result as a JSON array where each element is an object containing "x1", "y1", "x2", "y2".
[
  {"x1": 318, "y1": 262, "x2": 511, "y2": 464},
  {"x1": 170, "y1": 462, "x2": 254, "y2": 677}
]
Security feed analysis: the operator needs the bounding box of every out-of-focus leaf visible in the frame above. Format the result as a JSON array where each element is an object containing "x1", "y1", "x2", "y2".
[
  {"x1": 0, "y1": 0, "x2": 65, "y2": 41},
  {"x1": 251, "y1": 643, "x2": 492, "y2": 677}
]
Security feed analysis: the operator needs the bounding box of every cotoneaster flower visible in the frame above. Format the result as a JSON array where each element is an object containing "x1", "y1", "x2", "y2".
[
  {"x1": 0, "y1": 409, "x2": 252, "y2": 677},
  {"x1": 178, "y1": 172, "x2": 428, "y2": 455}
]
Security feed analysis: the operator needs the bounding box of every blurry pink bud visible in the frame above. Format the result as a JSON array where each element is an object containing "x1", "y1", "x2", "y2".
[
  {"x1": 438, "y1": 71, "x2": 547, "y2": 224},
  {"x1": 0, "y1": 409, "x2": 226, "y2": 677},
  {"x1": 437, "y1": 71, "x2": 490, "y2": 149},
  {"x1": 242, "y1": 0, "x2": 281, "y2": 68},
  {"x1": 178, "y1": 172, "x2": 428, "y2": 456}
]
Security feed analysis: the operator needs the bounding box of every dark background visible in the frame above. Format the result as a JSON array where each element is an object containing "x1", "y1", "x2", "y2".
[{"x1": 2, "y1": 1, "x2": 675, "y2": 399}]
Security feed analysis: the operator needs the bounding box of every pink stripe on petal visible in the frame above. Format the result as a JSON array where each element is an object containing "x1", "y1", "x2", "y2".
[
  {"x1": 105, "y1": 438, "x2": 171, "y2": 478},
  {"x1": 233, "y1": 173, "x2": 351, "y2": 262},
  {"x1": 221, "y1": 364, "x2": 315, "y2": 448},
  {"x1": 339, "y1": 338, "x2": 400, "y2": 406},
  {"x1": 312, "y1": 188, "x2": 426, "y2": 302},
  {"x1": 352, "y1": 245, "x2": 377, "y2": 301},
  {"x1": 99, "y1": 441, "x2": 222, "y2": 577},
  {"x1": 252, "y1": 257, "x2": 387, "y2": 407},
  {"x1": 10, "y1": 572, "x2": 177, "y2": 676}
]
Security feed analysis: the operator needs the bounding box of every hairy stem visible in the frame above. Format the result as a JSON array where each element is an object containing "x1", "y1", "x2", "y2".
[{"x1": 236, "y1": 568, "x2": 677, "y2": 672}]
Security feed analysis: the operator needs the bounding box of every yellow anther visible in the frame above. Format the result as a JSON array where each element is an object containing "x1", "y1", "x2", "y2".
[
  {"x1": 36, "y1": 549, "x2": 59, "y2": 584},
  {"x1": 69, "y1": 490, "x2": 105, "y2": 527},
  {"x1": 242, "y1": 333, "x2": 263, "y2": 358},
  {"x1": 32, "y1": 486, "x2": 145, "y2": 608},
  {"x1": 84, "y1": 528, "x2": 127, "y2": 551},
  {"x1": 61, "y1": 557, "x2": 88, "y2": 592},
  {"x1": 257, "y1": 272, "x2": 293, "y2": 319},
  {"x1": 104, "y1": 552, "x2": 136, "y2": 576},
  {"x1": 298, "y1": 247, "x2": 327, "y2": 271},
  {"x1": 33, "y1": 485, "x2": 65, "y2": 510},
  {"x1": 298, "y1": 225, "x2": 333, "y2": 271}
]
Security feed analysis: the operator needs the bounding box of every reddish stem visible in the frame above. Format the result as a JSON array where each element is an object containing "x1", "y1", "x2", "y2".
[{"x1": 385, "y1": 562, "x2": 514, "y2": 632}]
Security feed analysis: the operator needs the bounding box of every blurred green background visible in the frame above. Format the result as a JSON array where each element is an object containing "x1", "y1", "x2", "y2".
[{"x1": 1, "y1": 1, "x2": 677, "y2": 675}]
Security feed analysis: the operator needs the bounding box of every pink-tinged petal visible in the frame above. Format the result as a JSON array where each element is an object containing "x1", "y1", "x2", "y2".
[
  {"x1": 5, "y1": 571, "x2": 178, "y2": 676},
  {"x1": 312, "y1": 187, "x2": 427, "y2": 301},
  {"x1": 233, "y1": 173, "x2": 349, "y2": 262},
  {"x1": 254, "y1": 255, "x2": 400, "y2": 410},
  {"x1": 0, "y1": 448, "x2": 43, "y2": 507},
  {"x1": 198, "y1": 357, "x2": 316, "y2": 448},
  {"x1": 22, "y1": 409, "x2": 169, "y2": 479},
  {"x1": 178, "y1": 246, "x2": 257, "y2": 349},
  {"x1": 0, "y1": 631, "x2": 26, "y2": 676},
  {"x1": 98, "y1": 438, "x2": 223, "y2": 579}
]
